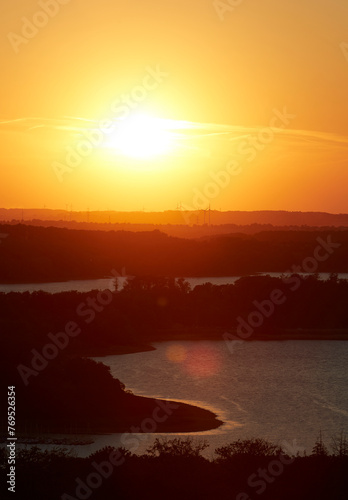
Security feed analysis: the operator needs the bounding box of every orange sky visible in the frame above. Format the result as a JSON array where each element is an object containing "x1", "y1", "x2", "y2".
[{"x1": 1, "y1": 0, "x2": 348, "y2": 213}]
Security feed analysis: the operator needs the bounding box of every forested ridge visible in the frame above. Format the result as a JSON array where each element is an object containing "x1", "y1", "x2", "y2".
[{"x1": 0, "y1": 224, "x2": 347, "y2": 282}]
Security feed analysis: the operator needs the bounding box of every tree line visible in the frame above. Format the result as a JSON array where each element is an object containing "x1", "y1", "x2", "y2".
[
  {"x1": 1, "y1": 436, "x2": 347, "y2": 499},
  {"x1": 0, "y1": 224, "x2": 347, "y2": 282}
]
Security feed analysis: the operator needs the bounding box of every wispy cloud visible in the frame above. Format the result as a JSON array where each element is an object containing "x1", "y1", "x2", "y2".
[
  {"x1": 1, "y1": 117, "x2": 348, "y2": 153},
  {"x1": 0, "y1": 116, "x2": 96, "y2": 133}
]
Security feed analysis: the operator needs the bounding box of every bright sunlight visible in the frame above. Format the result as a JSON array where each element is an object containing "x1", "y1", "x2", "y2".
[{"x1": 106, "y1": 114, "x2": 173, "y2": 159}]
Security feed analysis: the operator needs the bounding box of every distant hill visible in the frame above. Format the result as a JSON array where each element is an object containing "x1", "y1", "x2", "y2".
[
  {"x1": 1, "y1": 208, "x2": 348, "y2": 239},
  {"x1": 1, "y1": 208, "x2": 348, "y2": 228},
  {"x1": 0, "y1": 224, "x2": 347, "y2": 282}
]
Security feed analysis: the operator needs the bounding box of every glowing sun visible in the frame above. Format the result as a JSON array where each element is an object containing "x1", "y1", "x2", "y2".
[{"x1": 107, "y1": 114, "x2": 173, "y2": 159}]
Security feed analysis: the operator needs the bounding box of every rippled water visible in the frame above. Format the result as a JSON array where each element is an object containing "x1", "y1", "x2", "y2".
[{"x1": 77, "y1": 340, "x2": 348, "y2": 459}]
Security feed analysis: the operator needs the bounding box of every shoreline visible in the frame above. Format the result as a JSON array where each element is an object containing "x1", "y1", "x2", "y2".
[
  {"x1": 89, "y1": 330, "x2": 348, "y2": 358},
  {"x1": 0, "y1": 395, "x2": 223, "y2": 439},
  {"x1": 1, "y1": 270, "x2": 347, "y2": 286}
]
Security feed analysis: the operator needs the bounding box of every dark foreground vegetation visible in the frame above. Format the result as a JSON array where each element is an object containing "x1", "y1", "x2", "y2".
[
  {"x1": 0, "y1": 224, "x2": 347, "y2": 282},
  {"x1": 1, "y1": 437, "x2": 347, "y2": 499},
  {"x1": 1, "y1": 274, "x2": 348, "y2": 351}
]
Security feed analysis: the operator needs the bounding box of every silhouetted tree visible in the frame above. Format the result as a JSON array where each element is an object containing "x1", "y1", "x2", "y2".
[
  {"x1": 312, "y1": 431, "x2": 329, "y2": 457},
  {"x1": 331, "y1": 431, "x2": 348, "y2": 457},
  {"x1": 215, "y1": 438, "x2": 281, "y2": 461},
  {"x1": 146, "y1": 437, "x2": 208, "y2": 458}
]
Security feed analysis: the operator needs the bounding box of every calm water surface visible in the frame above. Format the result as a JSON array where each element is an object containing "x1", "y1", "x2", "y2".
[{"x1": 56, "y1": 340, "x2": 348, "y2": 459}]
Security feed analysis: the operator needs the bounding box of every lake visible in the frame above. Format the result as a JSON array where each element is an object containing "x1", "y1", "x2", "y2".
[
  {"x1": 39, "y1": 340, "x2": 347, "y2": 459},
  {"x1": 4, "y1": 275, "x2": 347, "y2": 459},
  {"x1": 1, "y1": 273, "x2": 347, "y2": 294},
  {"x1": 4, "y1": 274, "x2": 347, "y2": 459}
]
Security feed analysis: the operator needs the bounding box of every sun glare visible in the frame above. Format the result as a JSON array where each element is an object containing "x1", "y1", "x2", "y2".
[{"x1": 106, "y1": 114, "x2": 173, "y2": 159}]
